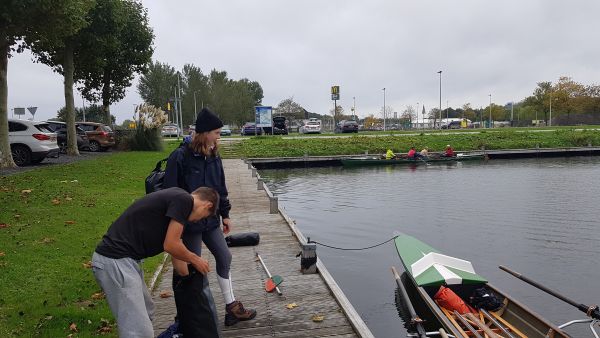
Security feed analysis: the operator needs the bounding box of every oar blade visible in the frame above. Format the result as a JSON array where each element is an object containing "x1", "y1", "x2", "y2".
[
  {"x1": 271, "y1": 275, "x2": 283, "y2": 286},
  {"x1": 265, "y1": 275, "x2": 283, "y2": 293}
]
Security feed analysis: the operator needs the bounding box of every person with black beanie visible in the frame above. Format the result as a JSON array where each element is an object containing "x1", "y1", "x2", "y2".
[{"x1": 163, "y1": 108, "x2": 257, "y2": 332}]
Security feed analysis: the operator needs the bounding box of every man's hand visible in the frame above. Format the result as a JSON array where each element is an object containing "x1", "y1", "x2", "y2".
[
  {"x1": 222, "y1": 218, "x2": 231, "y2": 235},
  {"x1": 190, "y1": 256, "x2": 210, "y2": 275}
]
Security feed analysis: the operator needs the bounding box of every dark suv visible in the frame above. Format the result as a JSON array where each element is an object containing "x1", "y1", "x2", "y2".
[
  {"x1": 46, "y1": 121, "x2": 90, "y2": 152},
  {"x1": 76, "y1": 122, "x2": 115, "y2": 151},
  {"x1": 271, "y1": 116, "x2": 288, "y2": 135},
  {"x1": 334, "y1": 120, "x2": 359, "y2": 133}
]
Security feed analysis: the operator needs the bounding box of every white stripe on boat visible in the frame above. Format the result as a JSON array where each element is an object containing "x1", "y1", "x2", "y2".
[{"x1": 411, "y1": 252, "x2": 476, "y2": 285}]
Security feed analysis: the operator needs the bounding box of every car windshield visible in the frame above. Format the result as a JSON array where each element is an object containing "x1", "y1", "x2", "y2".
[{"x1": 101, "y1": 125, "x2": 113, "y2": 132}]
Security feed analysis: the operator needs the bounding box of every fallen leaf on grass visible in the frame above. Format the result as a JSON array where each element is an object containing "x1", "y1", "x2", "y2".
[
  {"x1": 65, "y1": 197, "x2": 73, "y2": 201},
  {"x1": 70, "y1": 180, "x2": 79, "y2": 183},
  {"x1": 0, "y1": 223, "x2": 9, "y2": 229},
  {"x1": 13, "y1": 214, "x2": 20, "y2": 219},
  {"x1": 60, "y1": 180, "x2": 68, "y2": 183},
  {"x1": 69, "y1": 322, "x2": 78, "y2": 332},
  {"x1": 91, "y1": 292, "x2": 105, "y2": 300},
  {"x1": 159, "y1": 290, "x2": 172, "y2": 298},
  {"x1": 0, "y1": 252, "x2": 5, "y2": 257},
  {"x1": 82, "y1": 261, "x2": 92, "y2": 269},
  {"x1": 97, "y1": 318, "x2": 113, "y2": 334},
  {"x1": 51, "y1": 199, "x2": 60, "y2": 205},
  {"x1": 285, "y1": 303, "x2": 298, "y2": 309},
  {"x1": 39, "y1": 237, "x2": 54, "y2": 244},
  {"x1": 65, "y1": 220, "x2": 76, "y2": 225},
  {"x1": 311, "y1": 314, "x2": 325, "y2": 322},
  {"x1": 21, "y1": 189, "x2": 32, "y2": 194}
]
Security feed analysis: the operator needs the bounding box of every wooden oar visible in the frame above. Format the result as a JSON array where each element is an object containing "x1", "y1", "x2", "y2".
[
  {"x1": 499, "y1": 265, "x2": 599, "y2": 320},
  {"x1": 391, "y1": 266, "x2": 428, "y2": 338},
  {"x1": 257, "y1": 253, "x2": 283, "y2": 295}
]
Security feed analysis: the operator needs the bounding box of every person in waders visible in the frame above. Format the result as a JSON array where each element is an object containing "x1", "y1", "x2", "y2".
[
  {"x1": 164, "y1": 108, "x2": 257, "y2": 331},
  {"x1": 92, "y1": 187, "x2": 219, "y2": 337}
]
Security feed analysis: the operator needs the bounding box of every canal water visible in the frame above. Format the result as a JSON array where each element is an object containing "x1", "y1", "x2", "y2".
[{"x1": 259, "y1": 157, "x2": 600, "y2": 337}]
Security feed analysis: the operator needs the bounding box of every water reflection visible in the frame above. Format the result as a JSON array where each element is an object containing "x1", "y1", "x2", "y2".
[{"x1": 260, "y1": 157, "x2": 600, "y2": 337}]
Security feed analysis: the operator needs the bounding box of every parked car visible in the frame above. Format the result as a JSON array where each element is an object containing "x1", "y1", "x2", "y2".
[
  {"x1": 334, "y1": 120, "x2": 359, "y2": 133},
  {"x1": 75, "y1": 122, "x2": 115, "y2": 152},
  {"x1": 45, "y1": 121, "x2": 90, "y2": 152},
  {"x1": 8, "y1": 119, "x2": 59, "y2": 166},
  {"x1": 270, "y1": 116, "x2": 288, "y2": 135},
  {"x1": 220, "y1": 125, "x2": 232, "y2": 136},
  {"x1": 441, "y1": 121, "x2": 462, "y2": 129},
  {"x1": 161, "y1": 123, "x2": 180, "y2": 137},
  {"x1": 240, "y1": 122, "x2": 263, "y2": 136},
  {"x1": 300, "y1": 118, "x2": 322, "y2": 134}
]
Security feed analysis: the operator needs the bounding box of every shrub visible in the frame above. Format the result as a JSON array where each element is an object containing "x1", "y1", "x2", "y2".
[{"x1": 126, "y1": 104, "x2": 167, "y2": 151}]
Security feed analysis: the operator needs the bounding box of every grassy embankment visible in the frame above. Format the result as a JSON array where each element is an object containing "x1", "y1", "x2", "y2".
[
  {"x1": 229, "y1": 128, "x2": 600, "y2": 158},
  {"x1": 0, "y1": 144, "x2": 177, "y2": 337}
]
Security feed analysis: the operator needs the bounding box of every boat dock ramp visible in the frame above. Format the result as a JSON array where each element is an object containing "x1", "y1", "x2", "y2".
[{"x1": 151, "y1": 159, "x2": 374, "y2": 338}]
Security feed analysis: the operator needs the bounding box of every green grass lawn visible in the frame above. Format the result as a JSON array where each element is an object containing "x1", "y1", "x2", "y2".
[{"x1": 0, "y1": 145, "x2": 178, "y2": 337}]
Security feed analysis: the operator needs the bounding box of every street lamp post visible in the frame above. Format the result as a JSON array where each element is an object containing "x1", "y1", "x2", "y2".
[
  {"x1": 382, "y1": 88, "x2": 386, "y2": 132},
  {"x1": 353, "y1": 96, "x2": 356, "y2": 119},
  {"x1": 193, "y1": 91, "x2": 198, "y2": 115},
  {"x1": 416, "y1": 102, "x2": 419, "y2": 130},
  {"x1": 488, "y1": 94, "x2": 492, "y2": 128},
  {"x1": 549, "y1": 92, "x2": 552, "y2": 127},
  {"x1": 437, "y1": 71, "x2": 442, "y2": 129}
]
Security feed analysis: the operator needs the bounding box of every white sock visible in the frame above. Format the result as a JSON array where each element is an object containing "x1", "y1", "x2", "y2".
[{"x1": 218, "y1": 273, "x2": 236, "y2": 305}]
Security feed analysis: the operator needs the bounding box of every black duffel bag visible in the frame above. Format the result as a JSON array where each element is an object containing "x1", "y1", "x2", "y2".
[
  {"x1": 173, "y1": 266, "x2": 220, "y2": 337},
  {"x1": 225, "y1": 232, "x2": 260, "y2": 247}
]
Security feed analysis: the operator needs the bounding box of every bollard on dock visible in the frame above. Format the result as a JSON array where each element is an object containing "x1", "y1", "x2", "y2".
[{"x1": 269, "y1": 196, "x2": 278, "y2": 214}]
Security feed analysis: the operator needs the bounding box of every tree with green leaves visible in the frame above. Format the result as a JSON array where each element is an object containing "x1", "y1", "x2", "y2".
[
  {"x1": 277, "y1": 97, "x2": 306, "y2": 120},
  {"x1": 0, "y1": 0, "x2": 28, "y2": 167},
  {"x1": 56, "y1": 104, "x2": 115, "y2": 124},
  {"x1": 2, "y1": 1, "x2": 90, "y2": 167},
  {"x1": 25, "y1": 0, "x2": 95, "y2": 156},
  {"x1": 181, "y1": 63, "x2": 209, "y2": 124},
  {"x1": 75, "y1": 0, "x2": 154, "y2": 124},
  {"x1": 137, "y1": 61, "x2": 178, "y2": 114}
]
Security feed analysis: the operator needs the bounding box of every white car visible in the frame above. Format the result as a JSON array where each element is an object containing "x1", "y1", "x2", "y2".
[
  {"x1": 9, "y1": 119, "x2": 59, "y2": 166},
  {"x1": 161, "y1": 123, "x2": 180, "y2": 137},
  {"x1": 300, "y1": 119, "x2": 322, "y2": 134}
]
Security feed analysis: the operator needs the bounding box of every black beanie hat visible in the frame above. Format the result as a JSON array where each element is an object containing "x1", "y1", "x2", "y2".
[{"x1": 195, "y1": 108, "x2": 223, "y2": 133}]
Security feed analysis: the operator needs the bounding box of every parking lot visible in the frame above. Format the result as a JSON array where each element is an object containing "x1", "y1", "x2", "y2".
[{"x1": 0, "y1": 151, "x2": 113, "y2": 176}]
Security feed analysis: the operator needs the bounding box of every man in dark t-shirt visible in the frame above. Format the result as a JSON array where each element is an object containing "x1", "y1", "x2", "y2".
[{"x1": 91, "y1": 187, "x2": 219, "y2": 337}]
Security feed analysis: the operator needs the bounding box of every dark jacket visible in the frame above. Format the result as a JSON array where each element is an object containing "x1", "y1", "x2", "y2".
[{"x1": 163, "y1": 144, "x2": 231, "y2": 232}]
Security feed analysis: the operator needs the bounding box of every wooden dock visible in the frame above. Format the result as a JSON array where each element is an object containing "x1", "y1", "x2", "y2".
[{"x1": 151, "y1": 159, "x2": 373, "y2": 338}]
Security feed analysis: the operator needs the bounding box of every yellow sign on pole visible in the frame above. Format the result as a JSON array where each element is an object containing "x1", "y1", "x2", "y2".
[
  {"x1": 167, "y1": 102, "x2": 171, "y2": 111},
  {"x1": 331, "y1": 86, "x2": 340, "y2": 100}
]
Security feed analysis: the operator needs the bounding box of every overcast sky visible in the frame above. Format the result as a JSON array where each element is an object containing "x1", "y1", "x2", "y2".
[{"x1": 8, "y1": 0, "x2": 600, "y2": 123}]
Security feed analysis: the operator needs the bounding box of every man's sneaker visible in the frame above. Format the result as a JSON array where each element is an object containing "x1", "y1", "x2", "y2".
[{"x1": 224, "y1": 300, "x2": 257, "y2": 326}]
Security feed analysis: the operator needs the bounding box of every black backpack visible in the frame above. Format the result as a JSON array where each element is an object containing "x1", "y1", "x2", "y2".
[
  {"x1": 469, "y1": 287, "x2": 505, "y2": 311},
  {"x1": 145, "y1": 147, "x2": 191, "y2": 194},
  {"x1": 145, "y1": 158, "x2": 169, "y2": 194}
]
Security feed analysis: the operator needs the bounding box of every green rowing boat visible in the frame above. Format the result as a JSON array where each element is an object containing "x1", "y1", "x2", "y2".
[
  {"x1": 394, "y1": 234, "x2": 570, "y2": 337},
  {"x1": 341, "y1": 153, "x2": 485, "y2": 167}
]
